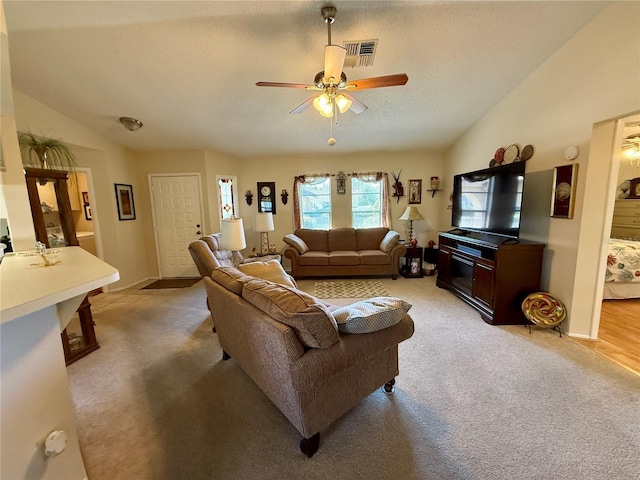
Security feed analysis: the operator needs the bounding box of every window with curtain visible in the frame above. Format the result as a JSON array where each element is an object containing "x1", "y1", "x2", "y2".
[
  {"x1": 298, "y1": 176, "x2": 332, "y2": 229},
  {"x1": 351, "y1": 177, "x2": 382, "y2": 228}
]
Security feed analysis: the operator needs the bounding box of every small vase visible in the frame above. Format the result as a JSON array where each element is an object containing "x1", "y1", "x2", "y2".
[{"x1": 430, "y1": 176, "x2": 440, "y2": 191}]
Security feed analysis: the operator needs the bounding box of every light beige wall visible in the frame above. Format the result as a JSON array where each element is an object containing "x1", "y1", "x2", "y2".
[
  {"x1": 237, "y1": 150, "x2": 443, "y2": 257},
  {"x1": 204, "y1": 150, "x2": 242, "y2": 234},
  {"x1": 442, "y1": 2, "x2": 640, "y2": 336},
  {"x1": 133, "y1": 150, "x2": 209, "y2": 277},
  {"x1": 12, "y1": 90, "x2": 153, "y2": 289}
]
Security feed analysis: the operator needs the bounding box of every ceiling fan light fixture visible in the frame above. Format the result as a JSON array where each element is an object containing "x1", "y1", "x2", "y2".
[
  {"x1": 623, "y1": 146, "x2": 640, "y2": 159},
  {"x1": 336, "y1": 94, "x2": 352, "y2": 113},
  {"x1": 119, "y1": 117, "x2": 143, "y2": 131},
  {"x1": 313, "y1": 93, "x2": 334, "y2": 117},
  {"x1": 622, "y1": 134, "x2": 640, "y2": 160}
]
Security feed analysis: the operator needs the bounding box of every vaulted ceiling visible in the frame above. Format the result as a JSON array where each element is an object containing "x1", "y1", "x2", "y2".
[{"x1": 4, "y1": 1, "x2": 607, "y2": 159}]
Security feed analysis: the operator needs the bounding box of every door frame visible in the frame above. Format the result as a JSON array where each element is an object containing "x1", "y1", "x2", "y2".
[
  {"x1": 74, "y1": 167, "x2": 104, "y2": 261},
  {"x1": 148, "y1": 172, "x2": 205, "y2": 278}
]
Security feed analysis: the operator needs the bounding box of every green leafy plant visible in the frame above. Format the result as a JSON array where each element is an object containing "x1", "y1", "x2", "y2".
[{"x1": 18, "y1": 131, "x2": 76, "y2": 170}]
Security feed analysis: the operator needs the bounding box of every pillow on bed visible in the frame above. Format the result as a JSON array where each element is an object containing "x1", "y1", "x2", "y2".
[
  {"x1": 238, "y1": 259, "x2": 296, "y2": 288},
  {"x1": 332, "y1": 297, "x2": 411, "y2": 334}
]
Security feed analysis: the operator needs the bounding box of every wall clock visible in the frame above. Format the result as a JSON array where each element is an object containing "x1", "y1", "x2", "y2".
[{"x1": 257, "y1": 182, "x2": 276, "y2": 214}]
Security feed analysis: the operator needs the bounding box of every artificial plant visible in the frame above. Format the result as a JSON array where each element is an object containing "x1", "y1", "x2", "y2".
[{"x1": 18, "y1": 131, "x2": 76, "y2": 170}]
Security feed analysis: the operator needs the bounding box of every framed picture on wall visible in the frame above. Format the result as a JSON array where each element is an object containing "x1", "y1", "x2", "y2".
[
  {"x1": 114, "y1": 183, "x2": 136, "y2": 221},
  {"x1": 550, "y1": 164, "x2": 578, "y2": 218},
  {"x1": 408, "y1": 179, "x2": 422, "y2": 204},
  {"x1": 84, "y1": 204, "x2": 92, "y2": 221}
]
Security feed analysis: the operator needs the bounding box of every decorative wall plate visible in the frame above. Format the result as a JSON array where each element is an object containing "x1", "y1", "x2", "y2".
[
  {"x1": 504, "y1": 144, "x2": 519, "y2": 163},
  {"x1": 520, "y1": 144, "x2": 534, "y2": 162}
]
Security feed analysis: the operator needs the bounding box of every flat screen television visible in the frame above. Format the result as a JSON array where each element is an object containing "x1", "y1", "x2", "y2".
[{"x1": 451, "y1": 162, "x2": 526, "y2": 239}]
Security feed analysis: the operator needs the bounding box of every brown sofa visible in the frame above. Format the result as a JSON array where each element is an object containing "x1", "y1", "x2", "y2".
[
  {"x1": 283, "y1": 227, "x2": 406, "y2": 279},
  {"x1": 203, "y1": 266, "x2": 414, "y2": 457}
]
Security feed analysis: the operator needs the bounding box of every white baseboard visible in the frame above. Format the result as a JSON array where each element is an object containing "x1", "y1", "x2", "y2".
[{"x1": 104, "y1": 277, "x2": 157, "y2": 293}]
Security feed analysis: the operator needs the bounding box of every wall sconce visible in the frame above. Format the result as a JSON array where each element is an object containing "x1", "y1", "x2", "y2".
[
  {"x1": 281, "y1": 189, "x2": 289, "y2": 205},
  {"x1": 245, "y1": 190, "x2": 253, "y2": 205}
]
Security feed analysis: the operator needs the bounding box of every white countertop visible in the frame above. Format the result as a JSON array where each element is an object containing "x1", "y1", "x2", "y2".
[{"x1": 0, "y1": 247, "x2": 119, "y2": 324}]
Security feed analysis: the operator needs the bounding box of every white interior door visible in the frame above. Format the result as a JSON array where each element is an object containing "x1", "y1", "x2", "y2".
[{"x1": 150, "y1": 174, "x2": 203, "y2": 278}]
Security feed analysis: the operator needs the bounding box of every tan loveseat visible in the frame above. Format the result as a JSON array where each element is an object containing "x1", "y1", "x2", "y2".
[
  {"x1": 283, "y1": 227, "x2": 406, "y2": 279},
  {"x1": 203, "y1": 265, "x2": 414, "y2": 457}
]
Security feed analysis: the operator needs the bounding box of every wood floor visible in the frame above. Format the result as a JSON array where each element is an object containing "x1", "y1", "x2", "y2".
[{"x1": 574, "y1": 299, "x2": 640, "y2": 376}]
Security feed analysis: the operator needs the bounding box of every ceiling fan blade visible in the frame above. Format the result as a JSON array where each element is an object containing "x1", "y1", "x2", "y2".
[
  {"x1": 345, "y1": 74, "x2": 409, "y2": 90},
  {"x1": 290, "y1": 96, "x2": 317, "y2": 114},
  {"x1": 324, "y1": 45, "x2": 347, "y2": 84},
  {"x1": 256, "y1": 81, "x2": 313, "y2": 89},
  {"x1": 341, "y1": 92, "x2": 367, "y2": 114}
]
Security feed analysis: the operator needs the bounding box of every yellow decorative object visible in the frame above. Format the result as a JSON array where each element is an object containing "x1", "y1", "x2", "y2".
[{"x1": 521, "y1": 292, "x2": 566, "y2": 328}]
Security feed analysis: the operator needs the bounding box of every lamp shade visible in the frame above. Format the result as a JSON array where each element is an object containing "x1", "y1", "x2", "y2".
[
  {"x1": 399, "y1": 206, "x2": 424, "y2": 221},
  {"x1": 254, "y1": 212, "x2": 274, "y2": 232},
  {"x1": 220, "y1": 218, "x2": 246, "y2": 251}
]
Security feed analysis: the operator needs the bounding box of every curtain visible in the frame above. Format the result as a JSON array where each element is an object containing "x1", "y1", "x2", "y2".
[
  {"x1": 293, "y1": 173, "x2": 331, "y2": 230},
  {"x1": 352, "y1": 172, "x2": 390, "y2": 228}
]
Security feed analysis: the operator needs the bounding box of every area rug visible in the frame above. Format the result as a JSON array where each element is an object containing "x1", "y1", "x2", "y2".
[
  {"x1": 142, "y1": 278, "x2": 201, "y2": 289},
  {"x1": 314, "y1": 280, "x2": 389, "y2": 299}
]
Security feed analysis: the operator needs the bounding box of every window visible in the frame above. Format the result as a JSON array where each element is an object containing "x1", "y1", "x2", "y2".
[
  {"x1": 351, "y1": 177, "x2": 383, "y2": 228},
  {"x1": 299, "y1": 177, "x2": 331, "y2": 229},
  {"x1": 217, "y1": 176, "x2": 238, "y2": 222}
]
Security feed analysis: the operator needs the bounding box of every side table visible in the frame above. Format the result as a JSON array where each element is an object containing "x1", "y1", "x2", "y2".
[{"x1": 401, "y1": 246, "x2": 424, "y2": 278}]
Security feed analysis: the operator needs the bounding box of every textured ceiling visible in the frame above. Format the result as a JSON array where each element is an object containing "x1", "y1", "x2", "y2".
[{"x1": 4, "y1": 1, "x2": 607, "y2": 159}]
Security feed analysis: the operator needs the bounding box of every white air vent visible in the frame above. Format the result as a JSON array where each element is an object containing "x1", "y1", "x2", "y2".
[{"x1": 343, "y1": 39, "x2": 378, "y2": 68}]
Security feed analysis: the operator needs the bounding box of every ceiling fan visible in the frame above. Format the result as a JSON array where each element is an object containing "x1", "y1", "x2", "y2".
[{"x1": 256, "y1": 5, "x2": 408, "y2": 119}]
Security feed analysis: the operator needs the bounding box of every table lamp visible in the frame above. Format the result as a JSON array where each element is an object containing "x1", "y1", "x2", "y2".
[
  {"x1": 254, "y1": 212, "x2": 274, "y2": 255},
  {"x1": 220, "y1": 217, "x2": 246, "y2": 257},
  {"x1": 399, "y1": 206, "x2": 424, "y2": 244}
]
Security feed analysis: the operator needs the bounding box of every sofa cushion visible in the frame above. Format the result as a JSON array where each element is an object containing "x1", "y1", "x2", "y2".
[
  {"x1": 211, "y1": 267, "x2": 253, "y2": 295},
  {"x1": 238, "y1": 259, "x2": 296, "y2": 287},
  {"x1": 356, "y1": 227, "x2": 389, "y2": 250},
  {"x1": 298, "y1": 251, "x2": 330, "y2": 266},
  {"x1": 283, "y1": 234, "x2": 309, "y2": 254},
  {"x1": 296, "y1": 229, "x2": 328, "y2": 252},
  {"x1": 359, "y1": 250, "x2": 392, "y2": 265},
  {"x1": 332, "y1": 297, "x2": 412, "y2": 334},
  {"x1": 242, "y1": 279, "x2": 339, "y2": 348},
  {"x1": 328, "y1": 228, "x2": 358, "y2": 251},
  {"x1": 328, "y1": 251, "x2": 360, "y2": 266},
  {"x1": 379, "y1": 230, "x2": 400, "y2": 253}
]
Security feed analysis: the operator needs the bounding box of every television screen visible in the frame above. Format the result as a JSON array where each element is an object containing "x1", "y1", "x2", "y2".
[{"x1": 451, "y1": 162, "x2": 526, "y2": 238}]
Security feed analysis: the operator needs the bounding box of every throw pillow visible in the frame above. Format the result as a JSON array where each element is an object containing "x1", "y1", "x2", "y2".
[
  {"x1": 210, "y1": 266, "x2": 252, "y2": 295},
  {"x1": 242, "y1": 279, "x2": 339, "y2": 348},
  {"x1": 332, "y1": 297, "x2": 412, "y2": 334},
  {"x1": 283, "y1": 234, "x2": 309, "y2": 254},
  {"x1": 379, "y1": 231, "x2": 400, "y2": 253},
  {"x1": 238, "y1": 259, "x2": 296, "y2": 288}
]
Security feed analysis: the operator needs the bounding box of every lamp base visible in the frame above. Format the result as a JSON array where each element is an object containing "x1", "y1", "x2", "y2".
[{"x1": 260, "y1": 232, "x2": 270, "y2": 255}]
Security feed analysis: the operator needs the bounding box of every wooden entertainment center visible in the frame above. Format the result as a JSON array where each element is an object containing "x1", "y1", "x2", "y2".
[{"x1": 436, "y1": 231, "x2": 544, "y2": 325}]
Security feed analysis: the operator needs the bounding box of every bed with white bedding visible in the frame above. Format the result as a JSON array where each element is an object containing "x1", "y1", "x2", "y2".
[{"x1": 604, "y1": 238, "x2": 640, "y2": 299}]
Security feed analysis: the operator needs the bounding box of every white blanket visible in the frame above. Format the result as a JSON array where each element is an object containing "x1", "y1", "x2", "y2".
[{"x1": 606, "y1": 238, "x2": 640, "y2": 283}]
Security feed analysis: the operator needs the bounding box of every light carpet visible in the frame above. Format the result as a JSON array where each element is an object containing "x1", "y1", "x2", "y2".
[
  {"x1": 314, "y1": 279, "x2": 389, "y2": 298},
  {"x1": 67, "y1": 277, "x2": 640, "y2": 480}
]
